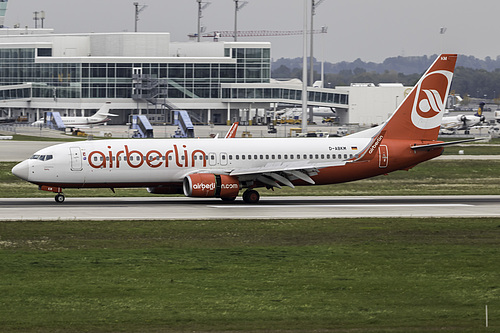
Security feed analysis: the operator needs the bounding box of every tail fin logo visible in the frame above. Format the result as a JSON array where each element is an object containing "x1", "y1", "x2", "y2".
[{"x1": 411, "y1": 70, "x2": 453, "y2": 130}]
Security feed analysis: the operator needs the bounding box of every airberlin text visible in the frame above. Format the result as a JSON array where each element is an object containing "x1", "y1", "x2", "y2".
[
  {"x1": 368, "y1": 134, "x2": 384, "y2": 155},
  {"x1": 192, "y1": 182, "x2": 239, "y2": 191},
  {"x1": 87, "y1": 144, "x2": 207, "y2": 169}
]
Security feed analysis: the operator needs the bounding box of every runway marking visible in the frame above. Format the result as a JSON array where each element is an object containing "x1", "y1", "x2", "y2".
[{"x1": 209, "y1": 203, "x2": 472, "y2": 208}]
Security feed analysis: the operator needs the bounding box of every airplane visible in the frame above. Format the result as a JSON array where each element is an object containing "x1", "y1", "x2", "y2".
[
  {"x1": 440, "y1": 102, "x2": 486, "y2": 134},
  {"x1": 31, "y1": 102, "x2": 117, "y2": 128},
  {"x1": 224, "y1": 122, "x2": 239, "y2": 138},
  {"x1": 212, "y1": 122, "x2": 239, "y2": 139},
  {"x1": 12, "y1": 54, "x2": 476, "y2": 204}
]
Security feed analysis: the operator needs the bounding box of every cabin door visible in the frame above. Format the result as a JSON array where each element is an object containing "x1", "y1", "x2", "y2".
[
  {"x1": 70, "y1": 147, "x2": 83, "y2": 171},
  {"x1": 378, "y1": 145, "x2": 388, "y2": 168}
]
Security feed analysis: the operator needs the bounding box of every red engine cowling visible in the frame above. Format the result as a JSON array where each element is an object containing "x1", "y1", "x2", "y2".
[{"x1": 183, "y1": 174, "x2": 240, "y2": 198}]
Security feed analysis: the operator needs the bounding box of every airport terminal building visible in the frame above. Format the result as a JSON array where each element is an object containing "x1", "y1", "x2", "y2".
[{"x1": 0, "y1": 28, "x2": 408, "y2": 126}]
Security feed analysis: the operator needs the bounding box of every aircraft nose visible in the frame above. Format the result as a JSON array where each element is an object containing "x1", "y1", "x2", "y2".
[{"x1": 12, "y1": 160, "x2": 30, "y2": 181}]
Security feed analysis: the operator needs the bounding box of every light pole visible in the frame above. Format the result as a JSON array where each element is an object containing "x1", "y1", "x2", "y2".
[
  {"x1": 233, "y1": 0, "x2": 248, "y2": 42},
  {"x1": 308, "y1": 0, "x2": 325, "y2": 123},
  {"x1": 196, "y1": 0, "x2": 211, "y2": 42},
  {"x1": 301, "y1": 0, "x2": 308, "y2": 133},
  {"x1": 134, "y1": 2, "x2": 148, "y2": 33}
]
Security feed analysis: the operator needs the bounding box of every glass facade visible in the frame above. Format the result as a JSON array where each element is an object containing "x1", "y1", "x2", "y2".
[
  {"x1": 222, "y1": 87, "x2": 348, "y2": 105},
  {"x1": 0, "y1": 44, "x2": 346, "y2": 107},
  {"x1": 0, "y1": 45, "x2": 271, "y2": 101}
]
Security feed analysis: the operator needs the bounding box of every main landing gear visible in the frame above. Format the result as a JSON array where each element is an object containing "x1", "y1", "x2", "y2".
[
  {"x1": 242, "y1": 189, "x2": 260, "y2": 204},
  {"x1": 55, "y1": 193, "x2": 65, "y2": 203}
]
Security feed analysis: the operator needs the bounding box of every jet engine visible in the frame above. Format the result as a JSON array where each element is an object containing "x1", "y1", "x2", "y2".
[{"x1": 183, "y1": 173, "x2": 240, "y2": 198}]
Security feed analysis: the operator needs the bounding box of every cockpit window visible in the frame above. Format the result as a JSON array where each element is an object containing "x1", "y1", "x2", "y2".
[{"x1": 30, "y1": 154, "x2": 53, "y2": 161}]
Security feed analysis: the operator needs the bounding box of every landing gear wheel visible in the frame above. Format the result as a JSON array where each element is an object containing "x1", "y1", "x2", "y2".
[
  {"x1": 221, "y1": 197, "x2": 237, "y2": 202},
  {"x1": 55, "y1": 193, "x2": 65, "y2": 203},
  {"x1": 242, "y1": 190, "x2": 260, "y2": 204}
]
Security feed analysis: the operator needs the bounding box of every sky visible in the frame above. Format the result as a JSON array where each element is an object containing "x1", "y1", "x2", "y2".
[{"x1": 4, "y1": 0, "x2": 500, "y2": 63}]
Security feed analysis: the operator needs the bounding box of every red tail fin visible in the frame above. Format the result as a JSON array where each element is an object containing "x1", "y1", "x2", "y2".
[
  {"x1": 225, "y1": 122, "x2": 239, "y2": 138},
  {"x1": 383, "y1": 54, "x2": 457, "y2": 141}
]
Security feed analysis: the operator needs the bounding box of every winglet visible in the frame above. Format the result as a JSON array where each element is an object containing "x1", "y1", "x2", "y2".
[{"x1": 225, "y1": 122, "x2": 239, "y2": 138}]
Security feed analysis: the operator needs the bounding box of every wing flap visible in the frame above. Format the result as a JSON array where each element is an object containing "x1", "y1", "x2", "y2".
[{"x1": 229, "y1": 160, "x2": 347, "y2": 176}]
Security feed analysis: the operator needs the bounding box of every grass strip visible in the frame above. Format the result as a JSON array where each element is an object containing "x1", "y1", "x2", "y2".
[{"x1": 0, "y1": 218, "x2": 498, "y2": 332}]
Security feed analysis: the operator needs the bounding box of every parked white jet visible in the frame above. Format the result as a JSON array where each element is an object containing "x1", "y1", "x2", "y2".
[
  {"x1": 441, "y1": 102, "x2": 486, "y2": 134},
  {"x1": 13, "y1": 54, "x2": 473, "y2": 203},
  {"x1": 31, "y1": 102, "x2": 117, "y2": 128}
]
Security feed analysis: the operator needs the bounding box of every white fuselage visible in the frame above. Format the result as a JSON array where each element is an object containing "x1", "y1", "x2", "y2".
[{"x1": 16, "y1": 137, "x2": 371, "y2": 187}]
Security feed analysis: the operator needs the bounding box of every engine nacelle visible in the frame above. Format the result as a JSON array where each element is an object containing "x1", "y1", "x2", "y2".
[{"x1": 183, "y1": 174, "x2": 240, "y2": 198}]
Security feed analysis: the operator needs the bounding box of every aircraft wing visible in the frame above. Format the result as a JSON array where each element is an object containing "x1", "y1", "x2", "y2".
[
  {"x1": 229, "y1": 160, "x2": 347, "y2": 176},
  {"x1": 186, "y1": 160, "x2": 348, "y2": 189}
]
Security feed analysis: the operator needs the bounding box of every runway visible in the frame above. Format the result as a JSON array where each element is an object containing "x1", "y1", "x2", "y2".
[{"x1": 1, "y1": 195, "x2": 499, "y2": 221}]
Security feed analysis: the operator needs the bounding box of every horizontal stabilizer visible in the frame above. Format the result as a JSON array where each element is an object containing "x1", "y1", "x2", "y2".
[{"x1": 411, "y1": 138, "x2": 484, "y2": 151}]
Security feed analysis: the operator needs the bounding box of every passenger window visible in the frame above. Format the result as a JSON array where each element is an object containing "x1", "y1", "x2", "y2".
[
  {"x1": 248, "y1": 155, "x2": 251, "y2": 160},
  {"x1": 236, "y1": 155, "x2": 239, "y2": 160},
  {"x1": 344, "y1": 154, "x2": 347, "y2": 159},
  {"x1": 309, "y1": 154, "x2": 313, "y2": 159},
  {"x1": 315, "y1": 154, "x2": 319, "y2": 159},
  {"x1": 284, "y1": 154, "x2": 288, "y2": 159},
  {"x1": 222, "y1": 155, "x2": 226, "y2": 160},
  {"x1": 290, "y1": 154, "x2": 294, "y2": 159},
  {"x1": 303, "y1": 154, "x2": 307, "y2": 159},
  {"x1": 332, "y1": 154, "x2": 336, "y2": 159},
  {"x1": 338, "y1": 154, "x2": 341, "y2": 159},
  {"x1": 272, "y1": 154, "x2": 275, "y2": 159},
  {"x1": 278, "y1": 154, "x2": 281, "y2": 159},
  {"x1": 260, "y1": 155, "x2": 263, "y2": 159},
  {"x1": 321, "y1": 154, "x2": 324, "y2": 159},
  {"x1": 242, "y1": 155, "x2": 245, "y2": 160},
  {"x1": 266, "y1": 154, "x2": 269, "y2": 159},
  {"x1": 229, "y1": 155, "x2": 233, "y2": 160},
  {"x1": 211, "y1": 155, "x2": 215, "y2": 160}
]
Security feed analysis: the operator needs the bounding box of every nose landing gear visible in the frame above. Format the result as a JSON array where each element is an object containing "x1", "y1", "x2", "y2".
[{"x1": 55, "y1": 193, "x2": 65, "y2": 203}]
